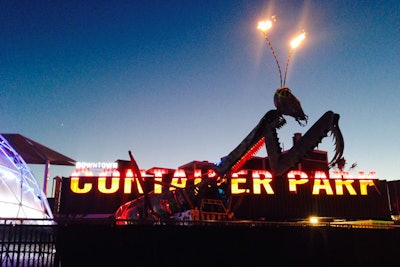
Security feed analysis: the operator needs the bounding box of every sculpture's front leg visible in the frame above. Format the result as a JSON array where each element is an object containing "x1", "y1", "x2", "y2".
[{"x1": 268, "y1": 111, "x2": 344, "y2": 177}]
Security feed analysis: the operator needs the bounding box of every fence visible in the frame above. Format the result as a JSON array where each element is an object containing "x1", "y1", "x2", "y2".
[
  {"x1": 0, "y1": 217, "x2": 399, "y2": 266},
  {"x1": 0, "y1": 219, "x2": 57, "y2": 267}
]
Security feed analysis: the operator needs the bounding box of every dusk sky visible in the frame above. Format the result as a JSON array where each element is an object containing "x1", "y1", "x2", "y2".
[{"x1": 1, "y1": 1, "x2": 400, "y2": 192}]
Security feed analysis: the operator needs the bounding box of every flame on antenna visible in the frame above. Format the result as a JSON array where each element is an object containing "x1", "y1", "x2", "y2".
[
  {"x1": 257, "y1": 20, "x2": 272, "y2": 32},
  {"x1": 291, "y1": 32, "x2": 306, "y2": 48},
  {"x1": 257, "y1": 17, "x2": 283, "y2": 87},
  {"x1": 283, "y1": 32, "x2": 306, "y2": 86}
]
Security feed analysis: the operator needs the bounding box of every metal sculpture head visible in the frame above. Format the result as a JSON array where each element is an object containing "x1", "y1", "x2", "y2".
[
  {"x1": 258, "y1": 18, "x2": 308, "y2": 126},
  {"x1": 274, "y1": 87, "x2": 308, "y2": 126}
]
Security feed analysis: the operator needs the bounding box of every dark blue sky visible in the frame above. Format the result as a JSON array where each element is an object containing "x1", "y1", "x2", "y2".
[{"x1": 1, "y1": 1, "x2": 400, "y2": 189}]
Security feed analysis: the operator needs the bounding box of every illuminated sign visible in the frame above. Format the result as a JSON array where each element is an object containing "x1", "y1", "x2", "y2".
[
  {"x1": 76, "y1": 162, "x2": 118, "y2": 169},
  {"x1": 69, "y1": 168, "x2": 378, "y2": 196},
  {"x1": 74, "y1": 162, "x2": 118, "y2": 176}
]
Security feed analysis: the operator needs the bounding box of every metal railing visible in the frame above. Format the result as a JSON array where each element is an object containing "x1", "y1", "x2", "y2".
[
  {"x1": 0, "y1": 219, "x2": 57, "y2": 267},
  {"x1": 0, "y1": 216, "x2": 399, "y2": 266}
]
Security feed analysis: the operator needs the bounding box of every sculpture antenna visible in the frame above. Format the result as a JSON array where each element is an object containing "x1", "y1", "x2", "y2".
[
  {"x1": 264, "y1": 33, "x2": 283, "y2": 87},
  {"x1": 283, "y1": 47, "x2": 292, "y2": 87},
  {"x1": 257, "y1": 18, "x2": 283, "y2": 87}
]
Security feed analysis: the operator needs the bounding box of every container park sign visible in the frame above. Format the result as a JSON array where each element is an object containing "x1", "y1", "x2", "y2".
[
  {"x1": 57, "y1": 163, "x2": 389, "y2": 220},
  {"x1": 68, "y1": 166, "x2": 378, "y2": 196}
]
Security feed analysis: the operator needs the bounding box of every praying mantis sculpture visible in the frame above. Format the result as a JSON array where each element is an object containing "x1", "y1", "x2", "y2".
[{"x1": 114, "y1": 18, "x2": 344, "y2": 222}]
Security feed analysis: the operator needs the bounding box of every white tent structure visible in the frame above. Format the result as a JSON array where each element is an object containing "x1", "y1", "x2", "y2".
[
  {"x1": 1, "y1": 133, "x2": 76, "y2": 196},
  {"x1": 0, "y1": 134, "x2": 53, "y2": 224}
]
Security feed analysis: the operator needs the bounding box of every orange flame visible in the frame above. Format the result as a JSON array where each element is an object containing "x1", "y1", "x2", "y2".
[
  {"x1": 290, "y1": 32, "x2": 306, "y2": 48},
  {"x1": 257, "y1": 20, "x2": 273, "y2": 32}
]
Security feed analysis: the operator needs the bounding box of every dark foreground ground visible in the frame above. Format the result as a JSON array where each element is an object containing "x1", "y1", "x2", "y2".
[{"x1": 54, "y1": 220, "x2": 400, "y2": 267}]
